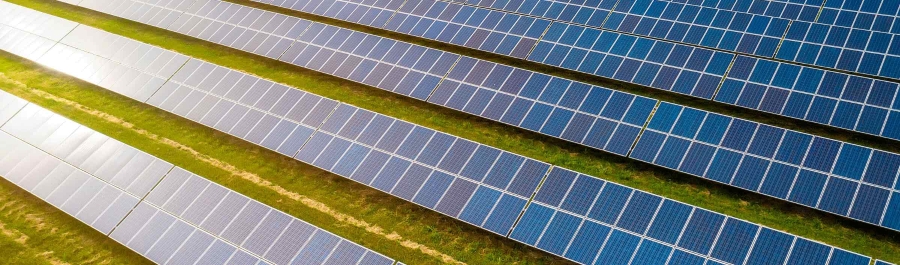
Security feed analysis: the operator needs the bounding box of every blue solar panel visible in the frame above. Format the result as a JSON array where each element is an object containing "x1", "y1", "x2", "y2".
[
  {"x1": 522, "y1": 0, "x2": 791, "y2": 57},
  {"x1": 777, "y1": 22, "x2": 900, "y2": 79},
  {"x1": 818, "y1": 0, "x2": 900, "y2": 34},
  {"x1": 721, "y1": 56, "x2": 900, "y2": 140},
  {"x1": 630, "y1": 102, "x2": 900, "y2": 229},
  {"x1": 509, "y1": 167, "x2": 875, "y2": 265}
]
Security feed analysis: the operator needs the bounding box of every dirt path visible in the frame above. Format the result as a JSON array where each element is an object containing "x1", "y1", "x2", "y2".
[{"x1": 1, "y1": 74, "x2": 465, "y2": 264}]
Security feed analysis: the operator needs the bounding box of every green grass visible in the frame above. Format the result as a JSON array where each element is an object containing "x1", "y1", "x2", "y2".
[
  {"x1": 2, "y1": 0, "x2": 900, "y2": 263},
  {"x1": 0, "y1": 178, "x2": 153, "y2": 265}
]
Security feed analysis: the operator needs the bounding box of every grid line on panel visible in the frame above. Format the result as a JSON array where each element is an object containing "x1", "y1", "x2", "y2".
[
  {"x1": 107, "y1": 165, "x2": 177, "y2": 236},
  {"x1": 0, "y1": 131, "x2": 142, "y2": 240},
  {"x1": 291, "y1": 97, "x2": 341, "y2": 158},
  {"x1": 624, "y1": 100, "x2": 662, "y2": 158},
  {"x1": 505, "y1": 166, "x2": 555, "y2": 237}
]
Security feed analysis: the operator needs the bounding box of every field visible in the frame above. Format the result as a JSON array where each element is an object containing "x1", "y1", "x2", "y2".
[{"x1": 0, "y1": 0, "x2": 898, "y2": 263}]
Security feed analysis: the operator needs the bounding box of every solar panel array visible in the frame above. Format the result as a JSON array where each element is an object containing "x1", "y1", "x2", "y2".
[
  {"x1": 14, "y1": 0, "x2": 900, "y2": 234},
  {"x1": 243, "y1": 0, "x2": 900, "y2": 141},
  {"x1": 0, "y1": 91, "x2": 395, "y2": 265},
  {"x1": 0, "y1": 7, "x2": 889, "y2": 263}
]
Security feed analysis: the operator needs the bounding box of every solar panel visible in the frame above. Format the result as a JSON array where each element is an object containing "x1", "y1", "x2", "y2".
[
  {"x1": 0, "y1": 96, "x2": 395, "y2": 265},
  {"x1": 16, "y1": 2, "x2": 900, "y2": 233},
  {"x1": 279, "y1": 22, "x2": 456, "y2": 100},
  {"x1": 0, "y1": 2, "x2": 78, "y2": 41},
  {"x1": 510, "y1": 167, "x2": 875, "y2": 265},
  {"x1": 143, "y1": 167, "x2": 395, "y2": 265},
  {"x1": 721, "y1": 56, "x2": 900, "y2": 141},
  {"x1": 168, "y1": 0, "x2": 308, "y2": 59},
  {"x1": 0, "y1": 90, "x2": 27, "y2": 125},
  {"x1": 3, "y1": 104, "x2": 174, "y2": 199},
  {"x1": 776, "y1": 22, "x2": 900, "y2": 79},
  {"x1": 77, "y1": 0, "x2": 194, "y2": 29},
  {"x1": 286, "y1": 0, "x2": 402, "y2": 28},
  {"x1": 111, "y1": 202, "x2": 273, "y2": 265},
  {"x1": 818, "y1": 0, "x2": 900, "y2": 34},
  {"x1": 630, "y1": 102, "x2": 900, "y2": 228},
  {"x1": 294, "y1": 0, "x2": 549, "y2": 59},
  {"x1": 433, "y1": 56, "x2": 656, "y2": 156},
  {"x1": 0, "y1": 131, "x2": 142, "y2": 235}
]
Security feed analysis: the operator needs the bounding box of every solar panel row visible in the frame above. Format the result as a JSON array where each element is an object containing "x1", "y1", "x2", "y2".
[
  {"x1": 510, "y1": 0, "x2": 789, "y2": 57},
  {"x1": 531, "y1": 0, "x2": 900, "y2": 80},
  {"x1": 258, "y1": 0, "x2": 740, "y2": 99},
  {"x1": 0, "y1": 11, "x2": 886, "y2": 263},
  {"x1": 28, "y1": 1, "x2": 900, "y2": 233},
  {"x1": 676, "y1": 0, "x2": 900, "y2": 35},
  {"x1": 101, "y1": 0, "x2": 658, "y2": 155},
  {"x1": 0, "y1": 92, "x2": 396, "y2": 265}
]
